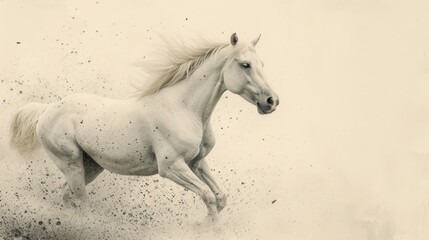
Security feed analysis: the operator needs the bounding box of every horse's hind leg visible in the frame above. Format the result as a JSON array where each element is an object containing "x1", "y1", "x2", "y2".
[
  {"x1": 44, "y1": 144, "x2": 87, "y2": 208},
  {"x1": 61, "y1": 151, "x2": 104, "y2": 203}
]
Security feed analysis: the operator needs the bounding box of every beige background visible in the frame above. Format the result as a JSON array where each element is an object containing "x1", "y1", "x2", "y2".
[{"x1": 1, "y1": 0, "x2": 429, "y2": 239}]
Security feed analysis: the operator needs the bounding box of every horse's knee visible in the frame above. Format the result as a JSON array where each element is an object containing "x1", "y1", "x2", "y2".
[{"x1": 158, "y1": 168, "x2": 169, "y2": 178}]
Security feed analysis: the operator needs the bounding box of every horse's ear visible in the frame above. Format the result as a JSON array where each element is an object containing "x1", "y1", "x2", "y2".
[
  {"x1": 252, "y1": 34, "x2": 262, "y2": 47},
  {"x1": 230, "y1": 33, "x2": 238, "y2": 46}
]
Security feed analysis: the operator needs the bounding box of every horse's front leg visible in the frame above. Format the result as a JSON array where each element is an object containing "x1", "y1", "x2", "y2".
[
  {"x1": 158, "y1": 157, "x2": 218, "y2": 221},
  {"x1": 191, "y1": 159, "x2": 227, "y2": 212}
]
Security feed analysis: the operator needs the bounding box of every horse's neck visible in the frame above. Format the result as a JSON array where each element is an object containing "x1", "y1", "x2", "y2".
[{"x1": 160, "y1": 53, "x2": 228, "y2": 125}]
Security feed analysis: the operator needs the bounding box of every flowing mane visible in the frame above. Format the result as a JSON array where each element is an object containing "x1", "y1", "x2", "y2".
[{"x1": 138, "y1": 37, "x2": 237, "y2": 97}]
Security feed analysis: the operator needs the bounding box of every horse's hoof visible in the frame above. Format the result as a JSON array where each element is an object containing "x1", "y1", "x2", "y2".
[
  {"x1": 194, "y1": 214, "x2": 218, "y2": 227},
  {"x1": 63, "y1": 195, "x2": 88, "y2": 211},
  {"x1": 216, "y1": 194, "x2": 227, "y2": 212}
]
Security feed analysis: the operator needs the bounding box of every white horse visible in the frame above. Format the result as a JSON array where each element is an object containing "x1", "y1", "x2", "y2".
[{"x1": 9, "y1": 33, "x2": 279, "y2": 222}]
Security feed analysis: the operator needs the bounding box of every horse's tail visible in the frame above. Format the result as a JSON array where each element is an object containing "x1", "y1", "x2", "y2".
[{"x1": 10, "y1": 102, "x2": 48, "y2": 154}]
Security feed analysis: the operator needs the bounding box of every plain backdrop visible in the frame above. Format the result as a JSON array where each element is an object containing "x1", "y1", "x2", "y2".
[{"x1": 1, "y1": 0, "x2": 429, "y2": 239}]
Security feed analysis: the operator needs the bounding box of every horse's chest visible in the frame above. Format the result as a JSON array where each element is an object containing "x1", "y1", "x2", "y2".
[
  {"x1": 165, "y1": 132, "x2": 212, "y2": 165},
  {"x1": 151, "y1": 115, "x2": 205, "y2": 161},
  {"x1": 155, "y1": 133, "x2": 203, "y2": 162}
]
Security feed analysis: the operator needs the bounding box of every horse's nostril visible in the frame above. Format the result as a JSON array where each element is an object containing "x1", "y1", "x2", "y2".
[{"x1": 267, "y1": 97, "x2": 274, "y2": 106}]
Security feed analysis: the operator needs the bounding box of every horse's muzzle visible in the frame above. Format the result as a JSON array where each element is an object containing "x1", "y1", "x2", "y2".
[{"x1": 256, "y1": 95, "x2": 279, "y2": 115}]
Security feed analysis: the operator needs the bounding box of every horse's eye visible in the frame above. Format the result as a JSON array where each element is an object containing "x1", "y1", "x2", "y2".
[{"x1": 241, "y1": 63, "x2": 251, "y2": 68}]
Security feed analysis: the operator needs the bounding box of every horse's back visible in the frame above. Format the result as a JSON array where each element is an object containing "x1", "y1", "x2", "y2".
[{"x1": 38, "y1": 93, "x2": 100, "y2": 130}]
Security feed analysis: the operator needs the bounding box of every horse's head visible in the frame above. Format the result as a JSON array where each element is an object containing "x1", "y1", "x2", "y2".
[{"x1": 223, "y1": 33, "x2": 279, "y2": 115}]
